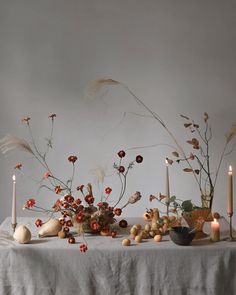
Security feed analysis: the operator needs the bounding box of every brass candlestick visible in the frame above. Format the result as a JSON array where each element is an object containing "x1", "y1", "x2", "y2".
[
  {"x1": 11, "y1": 223, "x2": 17, "y2": 233},
  {"x1": 227, "y1": 213, "x2": 236, "y2": 241}
]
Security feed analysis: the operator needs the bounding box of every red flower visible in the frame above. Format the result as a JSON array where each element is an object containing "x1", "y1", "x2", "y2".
[
  {"x1": 68, "y1": 155, "x2": 78, "y2": 163},
  {"x1": 54, "y1": 186, "x2": 62, "y2": 194},
  {"x1": 59, "y1": 219, "x2": 65, "y2": 226},
  {"x1": 35, "y1": 219, "x2": 43, "y2": 227},
  {"x1": 76, "y1": 212, "x2": 85, "y2": 223},
  {"x1": 114, "y1": 208, "x2": 122, "y2": 216},
  {"x1": 90, "y1": 220, "x2": 101, "y2": 231},
  {"x1": 43, "y1": 171, "x2": 51, "y2": 178},
  {"x1": 64, "y1": 195, "x2": 74, "y2": 203},
  {"x1": 55, "y1": 199, "x2": 62, "y2": 206},
  {"x1": 75, "y1": 198, "x2": 82, "y2": 205},
  {"x1": 105, "y1": 187, "x2": 112, "y2": 194},
  {"x1": 80, "y1": 244, "x2": 88, "y2": 253},
  {"x1": 63, "y1": 226, "x2": 70, "y2": 233},
  {"x1": 136, "y1": 155, "x2": 143, "y2": 163},
  {"x1": 66, "y1": 220, "x2": 73, "y2": 227},
  {"x1": 63, "y1": 202, "x2": 69, "y2": 209},
  {"x1": 68, "y1": 236, "x2": 75, "y2": 244},
  {"x1": 85, "y1": 194, "x2": 94, "y2": 205},
  {"x1": 118, "y1": 166, "x2": 125, "y2": 173},
  {"x1": 25, "y1": 199, "x2": 35, "y2": 208},
  {"x1": 111, "y1": 230, "x2": 117, "y2": 238},
  {"x1": 97, "y1": 202, "x2": 109, "y2": 210},
  {"x1": 117, "y1": 150, "x2": 126, "y2": 158},
  {"x1": 76, "y1": 185, "x2": 84, "y2": 192}
]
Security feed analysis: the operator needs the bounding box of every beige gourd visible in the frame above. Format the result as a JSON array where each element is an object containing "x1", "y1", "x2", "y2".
[
  {"x1": 13, "y1": 225, "x2": 31, "y2": 244},
  {"x1": 38, "y1": 219, "x2": 62, "y2": 237}
]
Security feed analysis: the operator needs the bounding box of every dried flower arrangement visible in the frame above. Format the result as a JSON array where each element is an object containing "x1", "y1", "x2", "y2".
[
  {"x1": 86, "y1": 79, "x2": 236, "y2": 211},
  {"x1": 0, "y1": 115, "x2": 143, "y2": 252}
]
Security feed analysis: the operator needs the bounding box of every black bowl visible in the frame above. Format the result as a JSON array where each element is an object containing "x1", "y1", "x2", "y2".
[{"x1": 169, "y1": 226, "x2": 195, "y2": 246}]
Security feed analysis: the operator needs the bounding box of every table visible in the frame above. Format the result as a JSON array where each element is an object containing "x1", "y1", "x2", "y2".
[{"x1": 0, "y1": 217, "x2": 236, "y2": 295}]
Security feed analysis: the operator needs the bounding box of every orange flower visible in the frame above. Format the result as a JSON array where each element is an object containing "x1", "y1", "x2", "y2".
[
  {"x1": 54, "y1": 186, "x2": 62, "y2": 194},
  {"x1": 21, "y1": 117, "x2": 31, "y2": 123},
  {"x1": 24, "y1": 198, "x2": 35, "y2": 208},
  {"x1": 35, "y1": 219, "x2": 43, "y2": 227},
  {"x1": 14, "y1": 163, "x2": 22, "y2": 170}
]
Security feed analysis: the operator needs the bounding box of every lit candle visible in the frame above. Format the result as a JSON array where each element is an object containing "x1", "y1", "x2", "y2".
[
  {"x1": 165, "y1": 159, "x2": 170, "y2": 202},
  {"x1": 12, "y1": 175, "x2": 16, "y2": 226},
  {"x1": 210, "y1": 218, "x2": 220, "y2": 242},
  {"x1": 227, "y1": 165, "x2": 233, "y2": 216}
]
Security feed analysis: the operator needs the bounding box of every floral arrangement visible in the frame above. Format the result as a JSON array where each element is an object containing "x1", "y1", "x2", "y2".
[
  {"x1": 0, "y1": 115, "x2": 143, "y2": 252},
  {"x1": 86, "y1": 79, "x2": 236, "y2": 211}
]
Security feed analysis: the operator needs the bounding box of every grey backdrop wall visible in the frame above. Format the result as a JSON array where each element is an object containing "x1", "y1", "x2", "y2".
[{"x1": 0, "y1": 0, "x2": 236, "y2": 223}]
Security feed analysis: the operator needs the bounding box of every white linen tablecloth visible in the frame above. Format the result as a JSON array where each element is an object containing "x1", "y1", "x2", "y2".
[{"x1": 0, "y1": 217, "x2": 236, "y2": 295}]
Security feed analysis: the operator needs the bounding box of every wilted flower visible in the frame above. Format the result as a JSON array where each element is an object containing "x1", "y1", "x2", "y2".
[
  {"x1": 21, "y1": 117, "x2": 31, "y2": 124},
  {"x1": 48, "y1": 113, "x2": 57, "y2": 119},
  {"x1": 54, "y1": 186, "x2": 62, "y2": 194},
  {"x1": 76, "y1": 185, "x2": 84, "y2": 192},
  {"x1": 149, "y1": 194, "x2": 158, "y2": 202},
  {"x1": 128, "y1": 191, "x2": 142, "y2": 204},
  {"x1": 14, "y1": 163, "x2": 22, "y2": 170}
]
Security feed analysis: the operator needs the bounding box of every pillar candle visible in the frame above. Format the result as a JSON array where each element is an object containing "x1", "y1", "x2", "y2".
[
  {"x1": 210, "y1": 218, "x2": 220, "y2": 242},
  {"x1": 12, "y1": 175, "x2": 16, "y2": 225},
  {"x1": 227, "y1": 165, "x2": 233, "y2": 215}
]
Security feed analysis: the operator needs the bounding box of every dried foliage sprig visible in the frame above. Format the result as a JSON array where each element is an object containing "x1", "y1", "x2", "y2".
[{"x1": 86, "y1": 79, "x2": 236, "y2": 209}]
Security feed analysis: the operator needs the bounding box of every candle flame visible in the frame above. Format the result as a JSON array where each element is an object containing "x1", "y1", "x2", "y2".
[
  {"x1": 12, "y1": 175, "x2": 16, "y2": 181},
  {"x1": 229, "y1": 165, "x2": 233, "y2": 172},
  {"x1": 165, "y1": 159, "x2": 168, "y2": 165},
  {"x1": 214, "y1": 218, "x2": 217, "y2": 223}
]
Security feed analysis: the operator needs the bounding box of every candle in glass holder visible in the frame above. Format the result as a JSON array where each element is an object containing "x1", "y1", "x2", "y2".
[
  {"x1": 227, "y1": 165, "x2": 233, "y2": 215},
  {"x1": 210, "y1": 218, "x2": 220, "y2": 242}
]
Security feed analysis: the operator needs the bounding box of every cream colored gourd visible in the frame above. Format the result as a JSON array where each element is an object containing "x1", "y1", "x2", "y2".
[
  {"x1": 38, "y1": 219, "x2": 62, "y2": 237},
  {"x1": 13, "y1": 225, "x2": 31, "y2": 244}
]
